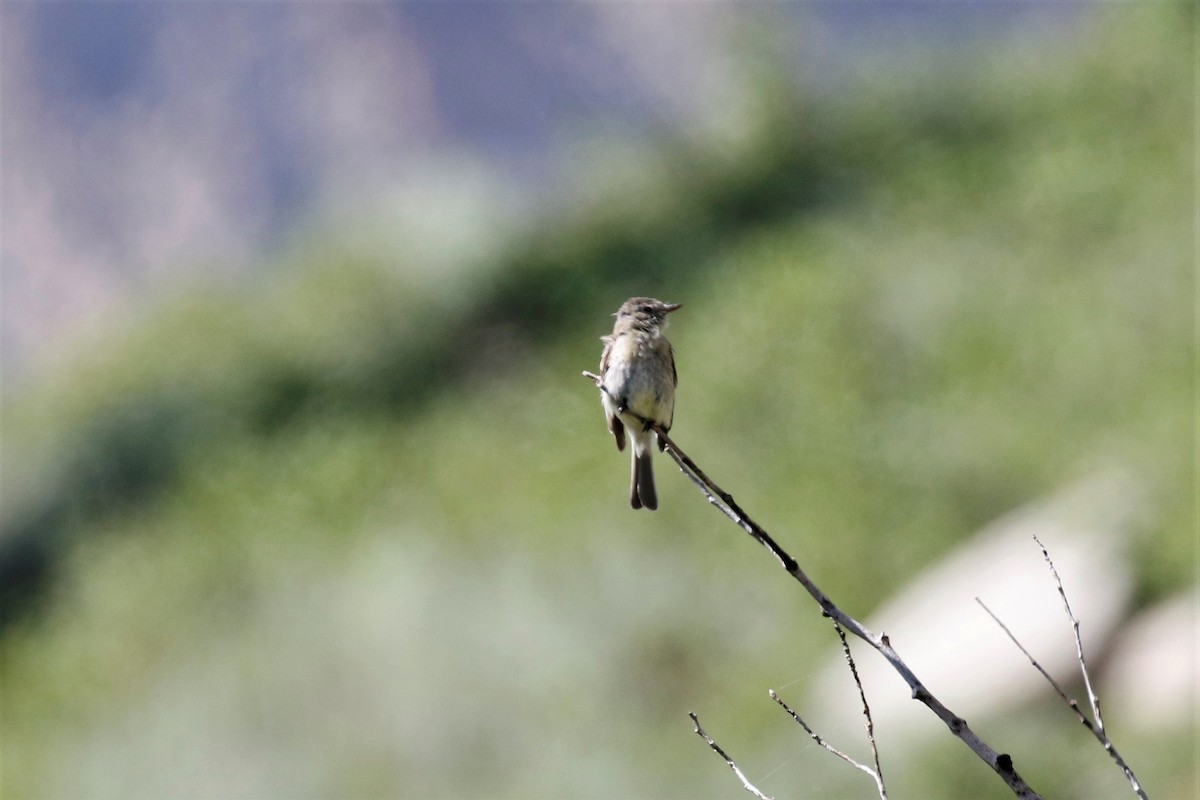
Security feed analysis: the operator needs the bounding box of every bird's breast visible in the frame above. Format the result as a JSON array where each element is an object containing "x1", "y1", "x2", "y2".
[{"x1": 602, "y1": 334, "x2": 674, "y2": 425}]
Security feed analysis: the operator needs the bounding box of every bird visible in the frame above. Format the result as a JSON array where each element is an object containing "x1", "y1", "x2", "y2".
[{"x1": 598, "y1": 297, "x2": 681, "y2": 510}]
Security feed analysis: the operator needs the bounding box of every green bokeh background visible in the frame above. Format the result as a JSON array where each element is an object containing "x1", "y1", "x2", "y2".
[{"x1": 1, "y1": 5, "x2": 1194, "y2": 798}]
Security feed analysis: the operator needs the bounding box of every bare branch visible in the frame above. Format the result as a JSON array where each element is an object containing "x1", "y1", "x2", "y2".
[
  {"x1": 655, "y1": 431, "x2": 1038, "y2": 797},
  {"x1": 978, "y1": 538, "x2": 1147, "y2": 799},
  {"x1": 688, "y1": 712, "x2": 773, "y2": 800},
  {"x1": 770, "y1": 689, "x2": 886, "y2": 800},
  {"x1": 583, "y1": 368, "x2": 1042, "y2": 799},
  {"x1": 975, "y1": 598, "x2": 1093, "y2": 729},
  {"x1": 1033, "y1": 534, "x2": 1104, "y2": 733},
  {"x1": 833, "y1": 621, "x2": 887, "y2": 799}
]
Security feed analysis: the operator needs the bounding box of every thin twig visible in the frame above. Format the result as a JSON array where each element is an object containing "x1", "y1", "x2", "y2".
[
  {"x1": 1033, "y1": 534, "x2": 1104, "y2": 734},
  {"x1": 770, "y1": 690, "x2": 886, "y2": 800},
  {"x1": 1035, "y1": 534, "x2": 1145, "y2": 798},
  {"x1": 582, "y1": 370, "x2": 1041, "y2": 799},
  {"x1": 833, "y1": 621, "x2": 887, "y2": 799},
  {"x1": 975, "y1": 598, "x2": 1092, "y2": 729},
  {"x1": 689, "y1": 712, "x2": 773, "y2": 800},
  {"x1": 978, "y1": 538, "x2": 1147, "y2": 799}
]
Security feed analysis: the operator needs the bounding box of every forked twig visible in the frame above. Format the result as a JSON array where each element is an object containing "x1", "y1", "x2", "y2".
[
  {"x1": 833, "y1": 621, "x2": 887, "y2": 798},
  {"x1": 770, "y1": 688, "x2": 887, "y2": 800},
  {"x1": 582, "y1": 371, "x2": 1041, "y2": 799},
  {"x1": 975, "y1": 598, "x2": 1089, "y2": 726},
  {"x1": 978, "y1": 537, "x2": 1147, "y2": 799},
  {"x1": 1033, "y1": 534, "x2": 1104, "y2": 734},
  {"x1": 689, "y1": 712, "x2": 773, "y2": 800}
]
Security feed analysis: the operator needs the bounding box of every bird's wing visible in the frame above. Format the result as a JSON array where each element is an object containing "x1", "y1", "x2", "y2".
[{"x1": 608, "y1": 412, "x2": 626, "y2": 451}]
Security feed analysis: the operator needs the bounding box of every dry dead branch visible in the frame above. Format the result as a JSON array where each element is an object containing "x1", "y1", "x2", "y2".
[
  {"x1": 688, "y1": 712, "x2": 774, "y2": 800},
  {"x1": 582, "y1": 370, "x2": 1042, "y2": 799},
  {"x1": 978, "y1": 536, "x2": 1147, "y2": 799}
]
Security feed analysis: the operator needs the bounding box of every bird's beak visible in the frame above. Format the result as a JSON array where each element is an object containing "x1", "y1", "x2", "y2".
[{"x1": 663, "y1": 303, "x2": 683, "y2": 314}]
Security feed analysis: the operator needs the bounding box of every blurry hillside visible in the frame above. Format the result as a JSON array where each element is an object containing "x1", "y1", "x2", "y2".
[
  {"x1": 0, "y1": 1, "x2": 1083, "y2": 377},
  {"x1": 1, "y1": 4, "x2": 1195, "y2": 799}
]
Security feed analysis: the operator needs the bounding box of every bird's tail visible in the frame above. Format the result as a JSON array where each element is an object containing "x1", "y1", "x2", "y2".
[{"x1": 630, "y1": 447, "x2": 657, "y2": 510}]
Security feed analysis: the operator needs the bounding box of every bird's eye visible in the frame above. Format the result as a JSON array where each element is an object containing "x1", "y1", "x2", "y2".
[{"x1": 640, "y1": 305, "x2": 651, "y2": 313}]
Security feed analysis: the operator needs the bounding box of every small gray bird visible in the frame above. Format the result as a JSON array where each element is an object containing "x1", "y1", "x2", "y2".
[{"x1": 598, "y1": 297, "x2": 681, "y2": 510}]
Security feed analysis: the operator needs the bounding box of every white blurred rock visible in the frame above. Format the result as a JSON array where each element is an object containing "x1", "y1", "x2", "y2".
[
  {"x1": 807, "y1": 470, "x2": 1142, "y2": 745},
  {"x1": 1103, "y1": 588, "x2": 1199, "y2": 732}
]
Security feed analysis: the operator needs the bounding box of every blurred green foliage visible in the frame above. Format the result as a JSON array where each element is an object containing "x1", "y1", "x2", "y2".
[{"x1": 1, "y1": 5, "x2": 1194, "y2": 798}]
